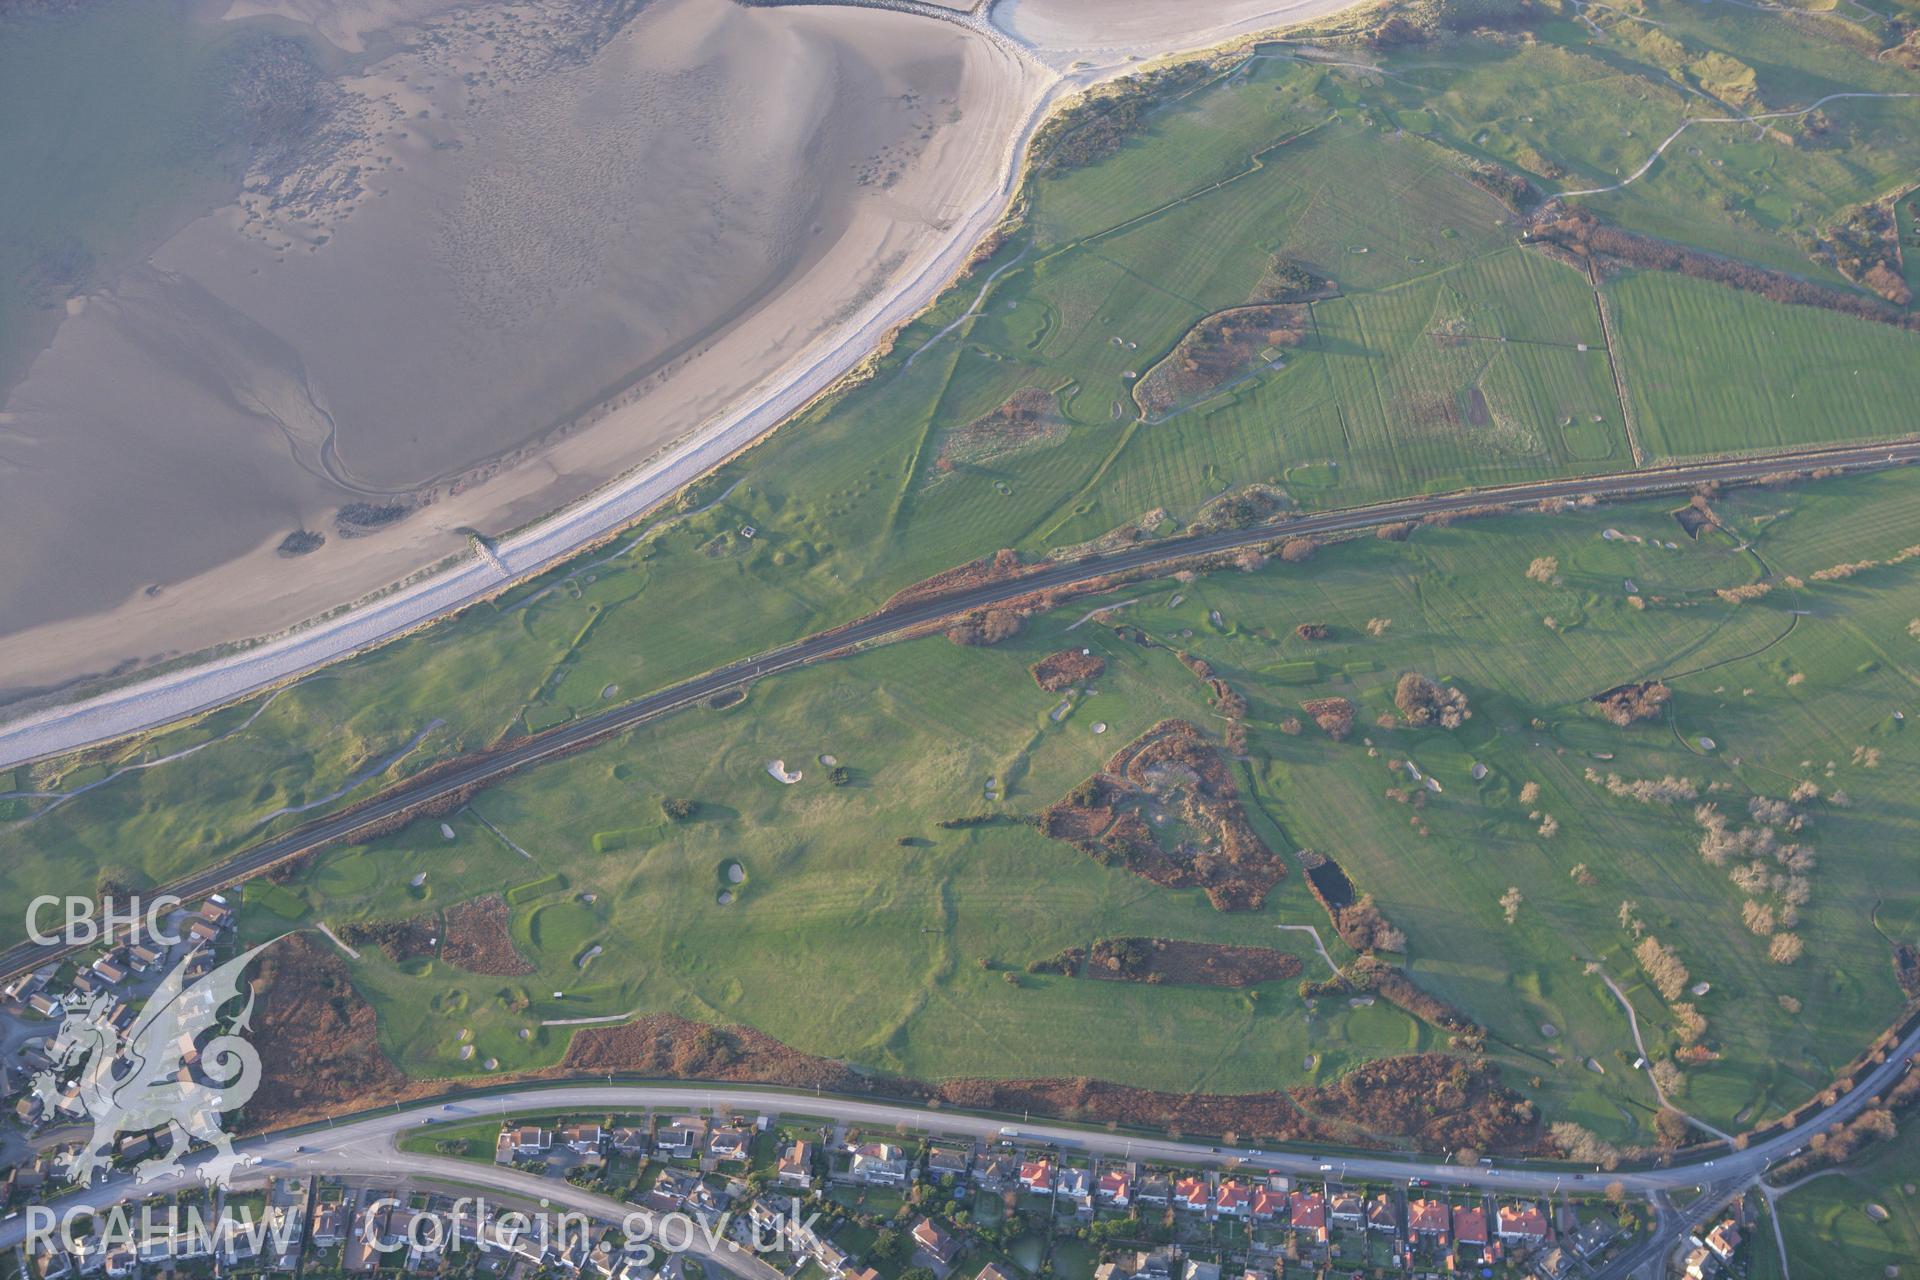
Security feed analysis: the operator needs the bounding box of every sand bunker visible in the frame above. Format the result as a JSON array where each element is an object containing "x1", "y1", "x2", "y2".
[
  {"x1": 767, "y1": 760, "x2": 802, "y2": 784},
  {"x1": 0, "y1": 0, "x2": 1039, "y2": 694}
]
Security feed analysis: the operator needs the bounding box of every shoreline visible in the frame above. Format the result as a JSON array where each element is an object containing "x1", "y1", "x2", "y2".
[{"x1": 0, "y1": 0, "x2": 1357, "y2": 769}]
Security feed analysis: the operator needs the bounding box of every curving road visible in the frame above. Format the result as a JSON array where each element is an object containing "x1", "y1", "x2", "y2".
[
  {"x1": 4, "y1": 438, "x2": 1917, "y2": 985},
  {"x1": 3, "y1": 1028, "x2": 1913, "y2": 1279}
]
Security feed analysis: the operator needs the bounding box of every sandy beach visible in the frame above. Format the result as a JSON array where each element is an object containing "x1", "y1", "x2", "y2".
[{"x1": 0, "y1": 0, "x2": 1039, "y2": 698}]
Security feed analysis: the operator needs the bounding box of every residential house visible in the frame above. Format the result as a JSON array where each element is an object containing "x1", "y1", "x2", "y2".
[
  {"x1": 1135, "y1": 1172, "x2": 1171, "y2": 1206},
  {"x1": 15, "y1": 1094, "x2": 43, "y2": 1126},
  {"x1": 28, "y1": 993, "x2": 63, "y2": 1019},
  {"x1": 127, "y1": 944, "x2": 165, "y2": 973},
  {"x1": 101, "y1": 1248, "x2": 136, "y2": 1279},
  {"x1": 1705, "y1": 1219, "x2": 1742, "y2": 1263},
  {"x1": 1408, "y1": 1198, "x2": 1449, "y2": 1240},
  {"x1": 1214, "y1": 1179, "x2": 1252, "y2": 1219},
  {"x1": 202, "y1": 898, "x2": 235, "y2": 928},
  {"x1": 501, "y1": 1126, "x2": 552, "y2": 1160},
  {"x1": 345, "y1": 1201, "x2": 393, "y2": 1272},
  {"x1": 3, "y1": 970, "x2": 49, "y2": 1003},
  {"x1": 1328, "y1": 1190, "x2": 1365, "y2": 1231},
  {"x1": 1496, "y1": 1202, "x2": 1548, "y2": 1245},
  {"x1": 1250, "y1": 1185, "x2": 1282, "y2": 1222},
  {"x1": 975, "y1": 1266, "x2": 1014, "y2": 1280},
  {"x1": 851, "y1": 1142, "x2": 909, "y2": 1186},
  {"x1": 185, "y1": 918, "x2": 221, "y2": 946},
  {"x1": 814, "y1": 1240, "x2": 852, "y2": 1276},
  {"x1": 1454, "y1": 1204, "x2": 1489, "y2": 1250},
  {"x1": 708, "y1": 1128, "x2": 751, "y2": 1163},
  {"x1": 1055, "y1": 1166, "x2": 1092, "y2": 1205},
  {"x1": 1569, "y1": 1217, "x2": 1616, "y2": 1260},
  {"x1": 1018, "y1": 1159, "x2": 1056, "y2": 1194},
  {"x1": 89, "y1": 958, "x2": 127, "y2": 986},
  {"x1": 844, "y1": 1268, "x2": 880, "y2": 1280},
  {"x1": 1683, "y1": 1245, "x2": 1715, "y2": 1280},
  {"x1": 927, "y1": 1144, "x2": 972, "y2": 1182},
  {"x1": 311, "y1": 1200, "x2": 348, "y2": 1247},
  {"x1": 656, "y1": 1116, "x2": 708, "y2": 1157},
  {"x1": 1173, "y1": 1175, "x2": 1209, "y2": 1214},
  {"x1": 1366, "y1": 1194, "x2": 1399, "y2": 1235},
  {"x1": 686, "y1": 1182, "x2": 728, "y2": 1227},
  {"x1": 1288, "y1": 1190, "x2": 1326, "y2": 1236},
  {"x1": 610, "y1": 1126, "x2": 650, "y2": 1156},
  {"x1": 561, "y1": 1124, "x2": 606, "y2": 1156},
  {"x1": 976, "y1": 1153, "x2": 1016, "y2": 1190},
  {"x1": 778, "y1": 1141, "x2": 816, "y2": 1189},
  {"x1": 1532, "y1": 1247, "x2": 1574, "y2": 1280},
  {"x1": 1182, "y1": 1263, "x2": 1219, "y2": 1280},
  {"x1": 911, "y1": 1219, "x2": 958, "y2": 1267},
  {"x1": 1097, "y1": 1167, "x2": 1132, "y2": 1208}
]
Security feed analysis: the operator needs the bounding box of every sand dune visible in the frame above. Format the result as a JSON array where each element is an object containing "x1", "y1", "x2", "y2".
[
  {"x1": 0, "y1": 0, "x2": 1039, "y2": 696},
  {"x1": 998, "y1": 0, "x2": 1344, "y2": 64}
]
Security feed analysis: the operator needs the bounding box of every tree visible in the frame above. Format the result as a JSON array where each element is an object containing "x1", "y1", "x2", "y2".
[
  {"x1": 1394, "y1": 672, "x2": 1470, "y2": 728},
  {"x1": 1769, "y1": 932, "x2": 1805, "y2": 965},
  {"x1": 661, "y1": 796, "x2": 696, "y2": 821},
  {"x1": 1635, "y1": 936, "x2": 1690, "y2": 1002},
  {"x1": 1525, "y1": 555, "x2": 1559, "y2": 583},
  {"x1": 829, "y1": 766, "x2": 852, "y2": 787},
  {"x1": 1365, "y1": 616, "x2": 1392, "y2": 636},
  {"x1": 1500, "y1": 886, "x2": 1525, "y2": 924},
  {"x1": 1279, "y1": 536, "x2": 1317, "y2": 562}
]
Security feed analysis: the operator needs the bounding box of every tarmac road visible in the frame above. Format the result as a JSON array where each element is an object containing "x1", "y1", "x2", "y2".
[
  {"x1": 4, "y1": 438, "x2": 1918, "y2": 988},
  {"x1": 1, "y1": 1026, "x2": 1912, "y2": 1279}
]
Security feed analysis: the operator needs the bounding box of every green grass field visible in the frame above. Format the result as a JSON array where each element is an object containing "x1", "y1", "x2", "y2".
[
  {"x1": 1775, "y1": 1135, "x2": 1920, "y2": 1279},
  {"x1": 224, "y1": 472, "x2": 1920, "y2": 1152}
]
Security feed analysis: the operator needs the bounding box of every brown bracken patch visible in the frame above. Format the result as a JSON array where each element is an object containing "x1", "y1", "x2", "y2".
[
  {"x1": 246, "y1": 933, "x2": 411, "y2": 1130},
  {"x1": 1031, "y1": 649, "x2": 1106, "y2": 693},
  {"x1": 341, "y1": 915, "x2": 436, "y2": 963},
  {"x1": 1041, "y1": 719, "x2": 1284, "y2": 910},
  {"x1": 1058, "y1": 936, "x2": 1304, "y2": 987},
  {"x1": 442, "y1": 894, "x2": 535, "y2": 976}
]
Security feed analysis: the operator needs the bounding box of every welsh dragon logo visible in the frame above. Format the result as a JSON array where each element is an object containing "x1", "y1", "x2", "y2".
[{"x1": 33, "y1": 940, "x2": 279, "y2": 1188}]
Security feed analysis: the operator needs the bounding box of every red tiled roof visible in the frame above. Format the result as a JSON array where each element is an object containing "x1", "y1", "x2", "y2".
[
  {"x1": 1216, "y1": 1180, "x2": 1251, "y2": 1212},
  {"x1": 1250, "y1": 1187, "x2": 1282, "y2": 1219},
  {"x1": 1454, "y1": 1205, "x2": 1488, "y2": 1246},
  {"x1": 1497, "y1": 1203, "x2": 1548, "y2": 1240},
  {"x1": 1288, "y1": 1191, "x2": 1326, "y2": 1231},
  {"x1": 1175, "y1": 1176, "x2": 1209, "y2": 1208},
  {"x1": 1019, "y1": 1160, "x2": 1053, "y2": 1186},
  {"x1": 1409, "y1": 1198, "x2": 1449, "y2": 1233},
  {"x1": 1098, "y1": 1170, "x2": 1131, "y2": 1199}
]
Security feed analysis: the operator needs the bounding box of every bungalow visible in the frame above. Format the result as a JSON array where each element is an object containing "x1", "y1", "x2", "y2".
[
  {"x1": 1214, "y1": 1179, "x2": 1252, "y2": 1219},
  {"x1": 1249, "y1": 1185, "x2": 1282, "y2": 1222},
  {"x1": 185, "y1": 918, "x2": 221, "y2": 946},
  {"x1": 1134, "y1": 1172, "x2": 1171, "y2": 1205},
  {"x1": 201, "y1": 897, "x2": 234, "y2": 928},
  {"x1": 610, "y1": 1126, "x2": 650, "y2": 1155},
  {"x1": 1018, "y1": 1159, "x2": 1056, "y2": 1194},
  {"x1": 1097, "y1": 1167, "x2": 1132, "y2": 1207},
  {"x1": 127, "y1": 944, "x2": 165, "y2": 972},
  {"x1": 561, "y1": 1124, "x2": 605, "y2": 1155},
  {"x1": 927, "y1": 1144, "x2": 973, "y2": 1181},
  {"x1": 708, "y1": 1128, "x2": 752, "y2": 1162},
  {"x1": 15, "y1": 1095, "x2": 44, "y2": 1126},
  {"x1": 1454, "y1": 1204, "x2": 1489, "y2": 1249},
  {"x1": 686, "y1": 1182, "x2": 728, "y2": 1227},
  {"x1": 1173, "y1": 1175, "x2": 1209, "y2": 1214},
  {"x1": 778, "y1": 1140, "x2": 816, "y2": 1188},
  {"x1": 911, "y1": 1218, "x2": 958, "y2": 1267},
  {"x1": 2, "y1": 970, "x2": 48, "y2": 1003},
  {"x1": 1287, "y1": 1190, "x2": 1326, "y2": 1235},
  {"x1": 1366, "y1": 1194, "x2": 1399, "y2": 1235},
  {"x1": 1496, "y1": 1202, "x2": 1548, "y2": 1245},
  {"x1": 69, "y1": 973, "x2": 102, "y2": 1002},
  {"x1": 1408, "y1": 1198, "x2": 1449, "y2": 1239},
  {"x1": 851, "y1": 1142, "x2": 909, "y2": 1186},
  {"x1": 28, "y1": 993, "x2": 64, "y2": 1019},
  {"x1": 89, "y1": 958, "x2": 127, "y2": 986},
  {"x1": 1328, "y1": 1191, "x2": 1365, "y2": 1230},
  {"x1": 1055, "y1": 1166, "x2": 1092, "y2": 1205},
  {"x1": 1705, "y1": 1219, "x2": 1742, "y2": 1262}
]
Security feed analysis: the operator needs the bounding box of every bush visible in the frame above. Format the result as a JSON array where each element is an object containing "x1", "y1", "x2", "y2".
[
  {"x1": 829, "y1": 766, "x2": 851, "y2": 787},
  {"x1": 661, "y1": 797, "x2": 696, "y2": 821}
]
